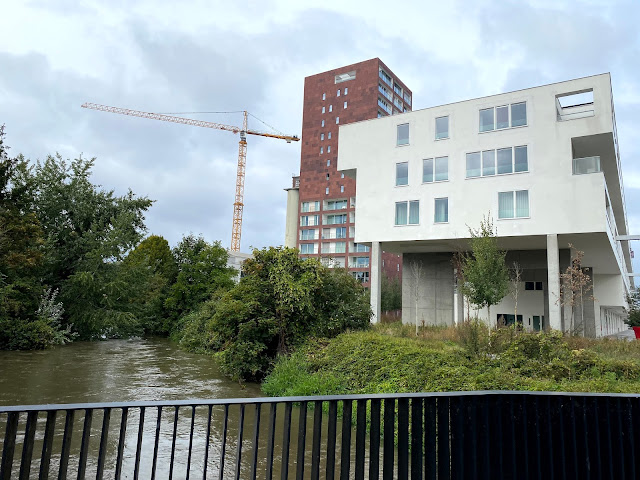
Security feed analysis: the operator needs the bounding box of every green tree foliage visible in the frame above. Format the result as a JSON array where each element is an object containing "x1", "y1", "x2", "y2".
[
  {"x1": 381, "y1": 274, "x2": 402, "y2": 312},
  {"x1": 460, "y1": 216, "x2": 509, "y2": 327},
  {"x1": 163, "y1": 234, "x2": 236, "y2": 327},
  {"x1": 625, "y1": 289, "x2": 640, "y2": 327},
  {"x1": 174, "y1": 246, "x2": 371, "y2": 381}
]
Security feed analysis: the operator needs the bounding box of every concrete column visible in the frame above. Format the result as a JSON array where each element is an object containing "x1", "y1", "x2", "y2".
[
  {"x1": 547, "y1": 234, "x2": 562, "y2": 331},
  {"x1": 370, "y1": 241, "x2": 382, "y2": 323},
  {"x1": 284, "y1": 188, "x2": 299, "y2": 248}
]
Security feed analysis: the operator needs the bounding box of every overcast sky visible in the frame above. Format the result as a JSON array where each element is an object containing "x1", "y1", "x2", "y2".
[{"x1": 1, "y1": 0, "x2": 639, "y2": 267}]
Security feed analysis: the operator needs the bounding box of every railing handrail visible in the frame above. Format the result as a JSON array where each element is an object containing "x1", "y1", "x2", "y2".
[{"x1": 3, "y1": 389, "x2": 640, "y2": 413}]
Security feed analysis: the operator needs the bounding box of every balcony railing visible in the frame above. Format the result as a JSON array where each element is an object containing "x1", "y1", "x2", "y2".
[
  {"x1": 378, "y1": 99, "x2": 392, "y2": 115},
  {"x1": 378, "y1": 85, "x2": 392, "y2": 101},
  {"x1": 2, "y1": 391, "x2": 639, "y2": 479}
]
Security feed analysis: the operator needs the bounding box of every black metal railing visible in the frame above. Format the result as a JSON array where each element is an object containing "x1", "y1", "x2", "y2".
[{"x1": 1, "y1": 391, "x2": 639, "y2": 479}]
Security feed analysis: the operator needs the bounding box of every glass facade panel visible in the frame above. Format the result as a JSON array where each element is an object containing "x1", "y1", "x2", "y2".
[
  {"x1": 514, "y1": 146, "x2": 528, "y2": 172},
  {"x1": 573, "y1": 156, "x2": 601, "y2": 174},
  {"x1": 435, "y1": 198, "x2": 448, "y2": 223},
  {"x1": 496, "y1": 106, "x2": 509, "y2": 129},
  {"x1": 482, "y1": 150, "x2": 496, "y2": 176},
  {"x1": 498, "y1": 192, "x2": 514, "y2": 219},
  {"x1": 397, "y1": 123, "x2": 409, "y2": 145},
  {"x1": 479, "y1": 108, "x2": 494, "y2": 132},
  {"x1": 435, "y1": 116, "x2": 449, "y2": 139},
  {"x1": 497, "y1": 148, "x2": 513, "y2": 174},
  {"x1": 423, "y1": 158, "x2": 434, "y2": 183},
  {"x1": 466, "y1": 152, "x2": 481, "y2": 178},
  {"x1": 395, "y1": 202, "x2": 408, "y2": 225},
  {"x1": 396, "y1": 162, "x2": 408, "y2": 186},
  {"x1": 409, "y1": 201, "x2": 420, "y2": 224},
  {"x1": 511, "y1": 102, "x2": 527, "y2": 127},
  {"x1": 435, "y1": 156, "x2": 448, "y2": 181},
  {"x1": 515, "y1": 190, "x2": 529, "y2": 217}
]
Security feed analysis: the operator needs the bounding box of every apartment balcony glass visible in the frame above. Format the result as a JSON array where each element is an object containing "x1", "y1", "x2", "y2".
[
  {"x1": 573, "y1": 156, "x2": 601, "y2": 175},
  {"x1": 378, "y1": 84, "x2": 392, "y2": 101},
  {"x1": 378, "y1": 98, "x2": 392, "y2": 114}
]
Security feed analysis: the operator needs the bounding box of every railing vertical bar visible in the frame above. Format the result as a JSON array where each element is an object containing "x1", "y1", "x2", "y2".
[
  {"x1": 397, "y1": 397, "x2": 409, "y2": 480},
  {"x1": 234, "y1": 403, "x2": 245, "y2": 480},
  {"x1": 77, "y1": 409, "x2": 93, "y2": 480},
  {"x1": 187, "y1": 405, "x2": 197, "y2": 480},
  {"x1": 265, "y1": 403, "x2": 277, "y2": 480},
  {"x1": 437, "y1": 397, "x2": 450, "y2": 480},
  {"x1": 543, "y1": 397, "x2": 553, "y2": 480},
  {"x1": 534, "y1": 397, "x2": 542, "y2": 480},
  {"x1": 369, "y1": 399, "x2": 381, "y2": 480},
  {"x1": 18, "y1": 410, "x2": 38, "y2": 480},
  {"x1": 569, "y1": 397, "x2": 578, "y2": 479},
  {"x1": 589, "y1": 397, "x2": 601, "y2": 480},
  {"x1": 411, "y1": 398, "x2": 423, "y2": 480},
  {"x1": 348, "y1": 399, "x2": 363, "y2": 480},
  {"x1": 1, "y1": 411, "x2": 19, "y2": 480},
  {"x1": 39, "y1": 410, "x2": 57, "y2": 480},
  {"x1": 581, "y1": 397, "x2": 590, "y2": 480},
  {"x1": 170, "y1": 406, "x2": 179, "y2": 480},
  {"x1": 383, "y1": 398, "x2": 395, "y2": 480},
  {"x1": 295, "y1": 401, "x2": 308, "y2": 480},
  {"x1": 424, "y1": 398, "x2": 436, "y2": 480},
  {"x1": 310, "y1": 401, "x2": 323, "y2": 480},
  {"x1": 450, "y1": 397, "x2": 462, "y2": 480},
  {"x1": 96, "y1": 408, "x2": 111, "y2": 480},
  {"x1": 615, "y1": 398, "x2": 625, "y2": 480},
  {"x1": 556, "y1": 397, "x2": 566, "y2": 480},
  {"x1": 340, "y1": 399, "x2": 352, "y2": 480},
  {"x1": 203, "y1": 405, "x2": 213, "y2": 480},
  {"x1": 494, "y1": 396, "x2": 503, "y2": 478},
  {"x1": 115, "y1": 407, "x2": 128, "y2": 480},
  {"x1": 326, "y1": 401, "x2": 338, "y2": 480},
  {"x1": 218, "y1": 405, "x2": 229, "y2": 480},
  {"x1": 133, "y1": 406, "x2": 145, "y2": 480},
  {"x1": 280, "y1": 402, "x2": 292, "y2": 480},
  {"x1": 58, "y1": 409, "x2": 75, "y2": 480},
  {"x1": 603, "y1": 397, "x2": 614, "y2": 480},
  {"x1": 151, "y1": 406, "x2": 162, "y2": 480},
  {"x1": 522, "y1": 396, "x2": 530, "y2": 480},
  {"x1": 250, "y1": 403, "x2": 262, "y2": 480},
  {"x1": 625, "y1": 398, "x2": 635, "y2": 480}
]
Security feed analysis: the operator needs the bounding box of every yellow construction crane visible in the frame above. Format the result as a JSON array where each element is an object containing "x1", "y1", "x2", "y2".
[{"x1": 81, "y1": 103, "x2": 299, "y2": 252}]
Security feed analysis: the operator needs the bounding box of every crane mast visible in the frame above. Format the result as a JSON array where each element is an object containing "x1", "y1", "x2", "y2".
[{"x1": 81, "y1": 103, "x2": 299, "y2": 252}]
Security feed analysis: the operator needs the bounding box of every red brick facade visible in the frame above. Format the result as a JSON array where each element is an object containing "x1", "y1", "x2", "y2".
[{"x1": 296, "y1": 58, "x2": 412, "y2": 286}]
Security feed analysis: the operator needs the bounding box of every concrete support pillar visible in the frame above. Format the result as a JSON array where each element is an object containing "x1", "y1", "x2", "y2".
[
  {"x1": 370, "y1": 241, "x2": 382, "y2": 323},
  {"x1": 283, "y1": 188, "x2": 299, "y2": 248},
  {"x1": 547, "y1": 234, "x2": 562, "y2": 331}
]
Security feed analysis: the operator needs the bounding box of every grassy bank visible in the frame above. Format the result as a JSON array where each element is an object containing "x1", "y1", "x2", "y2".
[{"x1": 262, "y1": 322, "x2": 640, "y2": 397}]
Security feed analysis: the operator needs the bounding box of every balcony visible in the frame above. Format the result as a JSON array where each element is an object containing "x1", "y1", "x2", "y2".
[
  {"x1": 556, "y1": 90, "x2": 595, "y2": 121},
  {"x1": 378, "y1": 99, "x2": 392, "y2": 115},
  {"x1": 378, "y1": 84, "x2": 392, "y2": 101}
]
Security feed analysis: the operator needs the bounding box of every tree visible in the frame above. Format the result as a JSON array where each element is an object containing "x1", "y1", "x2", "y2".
[
  {"x1": 559, "y1": 244, "x2": 593, "y2": 336},
  {"x1": 164, "y1": 234, "x2": 236, "y2": 327},
  {"x1": 510, "y1": 262, "x2": 523, "y2": 326},
  {"x1": 625, "y1": 288, "x2": 640, "y2": 327},
  {"x1": 381, "y1": 274, "x2": 402, "y2": 313},
  {"x1": 459, "y1": 216, "x2": 509, "y2": 328}
]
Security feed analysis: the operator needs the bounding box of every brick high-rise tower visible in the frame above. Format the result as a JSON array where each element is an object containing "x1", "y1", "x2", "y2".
[{"x1": 285, "y1": 58, "x2": 412, "y2": 286}]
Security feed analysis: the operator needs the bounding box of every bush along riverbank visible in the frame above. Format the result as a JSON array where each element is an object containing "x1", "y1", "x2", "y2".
[{"x1": 262, "y1": 322, "x2": 640, "y2": 397}]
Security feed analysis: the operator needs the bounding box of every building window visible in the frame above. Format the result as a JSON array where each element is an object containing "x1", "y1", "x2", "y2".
[
  {"x1": 326, "y1": 199, "x2": 347, "y2": 210},
  {"x1": 329, "y1": 105, "x2": 333, "y2": 113},
  {"x1": 321, "y1": 120, "x2": 325, "y2": 127},
  {"x1": 327, "y1": 159, "x2": 331, "y2": 166},
  {"x1": 498, "y1": 190, "x2": 529, "y2": 219},
  {"x1": 322, "y1": 106, "x2": 325, "y2": 114},
  {"x1": 573, "y1": 156, "x2": 601, "y2": 175},
  {"x1": 335, "y1": 71, "x2": 356, "y2": 83},
  {"x1": 327, "y1": 146, "x2": 331, "y2": 153},
  {"x1": 328, "y1": 132, "x2": 332, "y2": 139},
  {"x1": 326, "y1": 214, "x2": 347, "y2": 225},
  {"x1": 397, "y1": 123, "x2": 409, "y2": 146},
  {"x1": 403, "y1": 92, "x2": 411, "y2": 106},
  {"x1": 344, "y1": 101, "x2": 347, "y2": 109},
  {"x1": 336, "y1": 117, "x2": 339, "y2": 124},
  {"x1": 322, "y1": 93, "x2": 326, "y2": 100},
  {"x1": 378, "y1": 98, "x2": 392, "y2": 114},
  {"x1": 353, "y1": 243, "x2": 370, "y2": 252},
  {"x1": 435, "y1": 116, "x2": 449, "y2": 140},
  {"x1": 467, "y1": 146, "x2": 528, "y2": 178},
  {"x1": 379, "y1": 69, "x2": 392, "y2": 86},
  {"x1": 336, "y1": 227, "x2": 347, "y2": 238},
  {"x1": 337, "y1": 89, "x2": 341, "y2": 97},
  {"x1": 353, "y1": 271, "x2": 370, "y2": 283},
  {"x1": 396, "y1": 162, "x2": 408, "y2": 186},
  {"x1": 524, "y1": 281, "x2": 542, "y2": 291},
  {"x1": 393, "y1": 97, "x2": 403, "y2": 110},
  {"x1": 320, "y1": 133, "x2": 324, "y2": 141},
  {"x1": 395, "y1": 200, "x2": 419, "y2": 225},
  {"x1": 352, "y1": 256, "x2": 370, "y2": 268},
  {"x1": 301, "y1": 201, "x2": 319, "y2": 213},
  {"x1": 345, "y1": 87, "x2": 348, "y2": 95},
  {"x1": 435, "y1": 198, "x2": 448, "y2": 223},
  {"x1": 320, "y1": 147, "x2": 324, "y2": 154},
  {"x1": 340, "y1": 185, "x2": 344, "y2": 193},
  {"x1": 479, "y1": 102, "x2": 527, "y2": 132},
  {"x1": 300, "y1": 215, "x2": 319, "y2": 226},
  {"x1": 423, "y1": 156, "x2": 448, "y2": 182},
  {"x1": 341, "y1": 173, "x2": 344, "y2": 178},
  {"x1": 326, "y1": 174, "x2": 329, "y2": 181},
  {"x1": 300, "y1": 229, "x2": 316, "y2": 240},
  {"x1": 394, "y1": 82, "x2": 402, "y2": 95},
  {"x1": 300, "y1": 243, "x2": 315, "y2": 254},
  {"x1": 326, "y1": 187, "x2": 329, "y2": 195}
]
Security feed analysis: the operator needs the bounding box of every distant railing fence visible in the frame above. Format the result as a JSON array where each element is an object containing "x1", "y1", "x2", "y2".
[{"x1": 1, "y1": 391, "x2": 638, "y2": 479}]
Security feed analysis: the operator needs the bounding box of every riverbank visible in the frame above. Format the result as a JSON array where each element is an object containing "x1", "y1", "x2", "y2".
[{"x1": 262, "y1": 323, "x2": 640, "y2": 397}]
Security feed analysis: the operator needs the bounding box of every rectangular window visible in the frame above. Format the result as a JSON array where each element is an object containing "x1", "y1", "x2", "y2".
[
  {"x1": 322, "y1": 106, "x2": 325, "y2": 114},
  {"x1": 423, "y1": 158, "x2": 433, "y2": 183},
  {"x1": 435, "y1": 116, "x2": 449, "y2": 140},
  {"x1": 479, "y1": 108, "x2": 494, "y2": 132},
  {"x1": 496, "y1": 105, "x2": 509, "y2": 129},
  {"x1": 328, "y1": 132, "x2": 332, "y2": 139},
  {"x1": 320, "y1": 147, "x2": 323, "y2": 154},
  {"x1": 435, "y1": 156, "x2": 448, "y2": 181},
  {"x1": 335, "y1": 242, "x2": 346, "y2": 253},
  {"x1": 378, "y1": 98, "x2": 392, "y2": 114},
  {"x1": 497, "y1": 148, "x2": 513, "y2": 174},
  {"x1": 525, "y1": 281, "x2": 534, "y2": 291},
  {"x1": 344, "y1": 101, "x2": 347, "y2": 109},
  {"x1": 337, "y1": 89, "x2": 340, "y2": 97},
  {"x1": 396, "y1": 162, "x2": 408, "y2": 186},
  {"x1": 409, "y1": 201, "x2": 419, "y2": 224},
  {"x1": 326, "y1": 174, "x2": 329, "y2": 181},
  {"x1": 326, "y1": 214, "x2": 347, "y2": 224},
  {"x1": 327, "y1": 159, "x2": 330, "y2": 166},
  {"x1": 300, "y1": 243, "x2": 315, "y2": 254},
  {"x1": 301, "y1": 202, "x2": 310, "y2": 213},
  {"x1": 395, "y1": 202, "x2": 407, "y2": 225},
  {"x1": 322, "y1": 93, "x2": 326, "y2": 100},
  {"x1": 300, "y1": 215, "x2": 319, "y2": 226},
  {"x1": 573, "y1": 156, "x2": 601, "y2": 175},
  {"x1": 397, "y1": 123, "x2": 409, "y2": 146},
  {"x1": 466, "y1": 152, "x2": 481, "y2": 178},
  {"x1": 511, "y1": 102, "x2": 527, "y2": 127},
  {"x1": 326, "y1": 200, "x2": 347, "y2": 210},
  {"x1": 321, "y1": 120, "x2": 325, "y2": 127},
  {"x1": 393, "y1": 97, "x2": 403, "y2": 110},
  {"x1": 403, "y1": 92, "x2": 411, "y2": 106},
  {"x1": 336, "y1": 227, "x2": 346, "y2": 238},
  {"x1": 335, "y1": 71, "x2": 356, "y2": 83},
  {"x1": 535, "y1": 281, "x2": 543, "y2": 290},
  {"x1": 514, "y1": 146, "x2": 528, "y2": 172},
  {"x1": 327, "y1": 146, "x2": 331, "y2": 153},
  {"x1": 353, "y1": 271, "x2": 370, "y2": 283},
  {"x1": 396, "y1": 201, "x2": 419, "y2": 225},
  {"x1": 340, "y1": 185, "x2": 344, "y2": 193},
  {"x1": 482, "y1": 150, "x2": 496, "y2": 176},
  {"x1": 499, "y1": 190, "x2": 529, "y2": 219},
  {"x1": 336, "y1": 117, "x2": 339, "y2": 124},
  {"x1": 354, "y1": 243, "x2": 370, "y2": 252},
  {"x1": 394, "y1": 82, "x2": 402, "y2": 96},
  {"x1": 378, "y1": 84, "x2": 392, "y2": 101},
  {"x1": 435, "y1": 198, "x2": 448, "y2": 223},
  {"x1": 300, "y1": 229, "x2": 316, "y2": 240},
  {"x1": 379, "y1": 69, "x2": 392, "y2": 86},
  {"x1": 329, "y1": 105, "x2": 333, "y2": 112},
  {"x1": 320, "y1": 133, "x2": 324, "y2": 141},
  {"x1": 325, "y1": 187, "x2": 329, "y2": 195},
  {"x1": 344, "y1": 87, "x2": 348, "y2": 95}
]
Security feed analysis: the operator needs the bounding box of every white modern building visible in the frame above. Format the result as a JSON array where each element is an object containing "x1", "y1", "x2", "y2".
[{"x1": 337, "y1": 74, "x2": 632, "y2": 337}]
